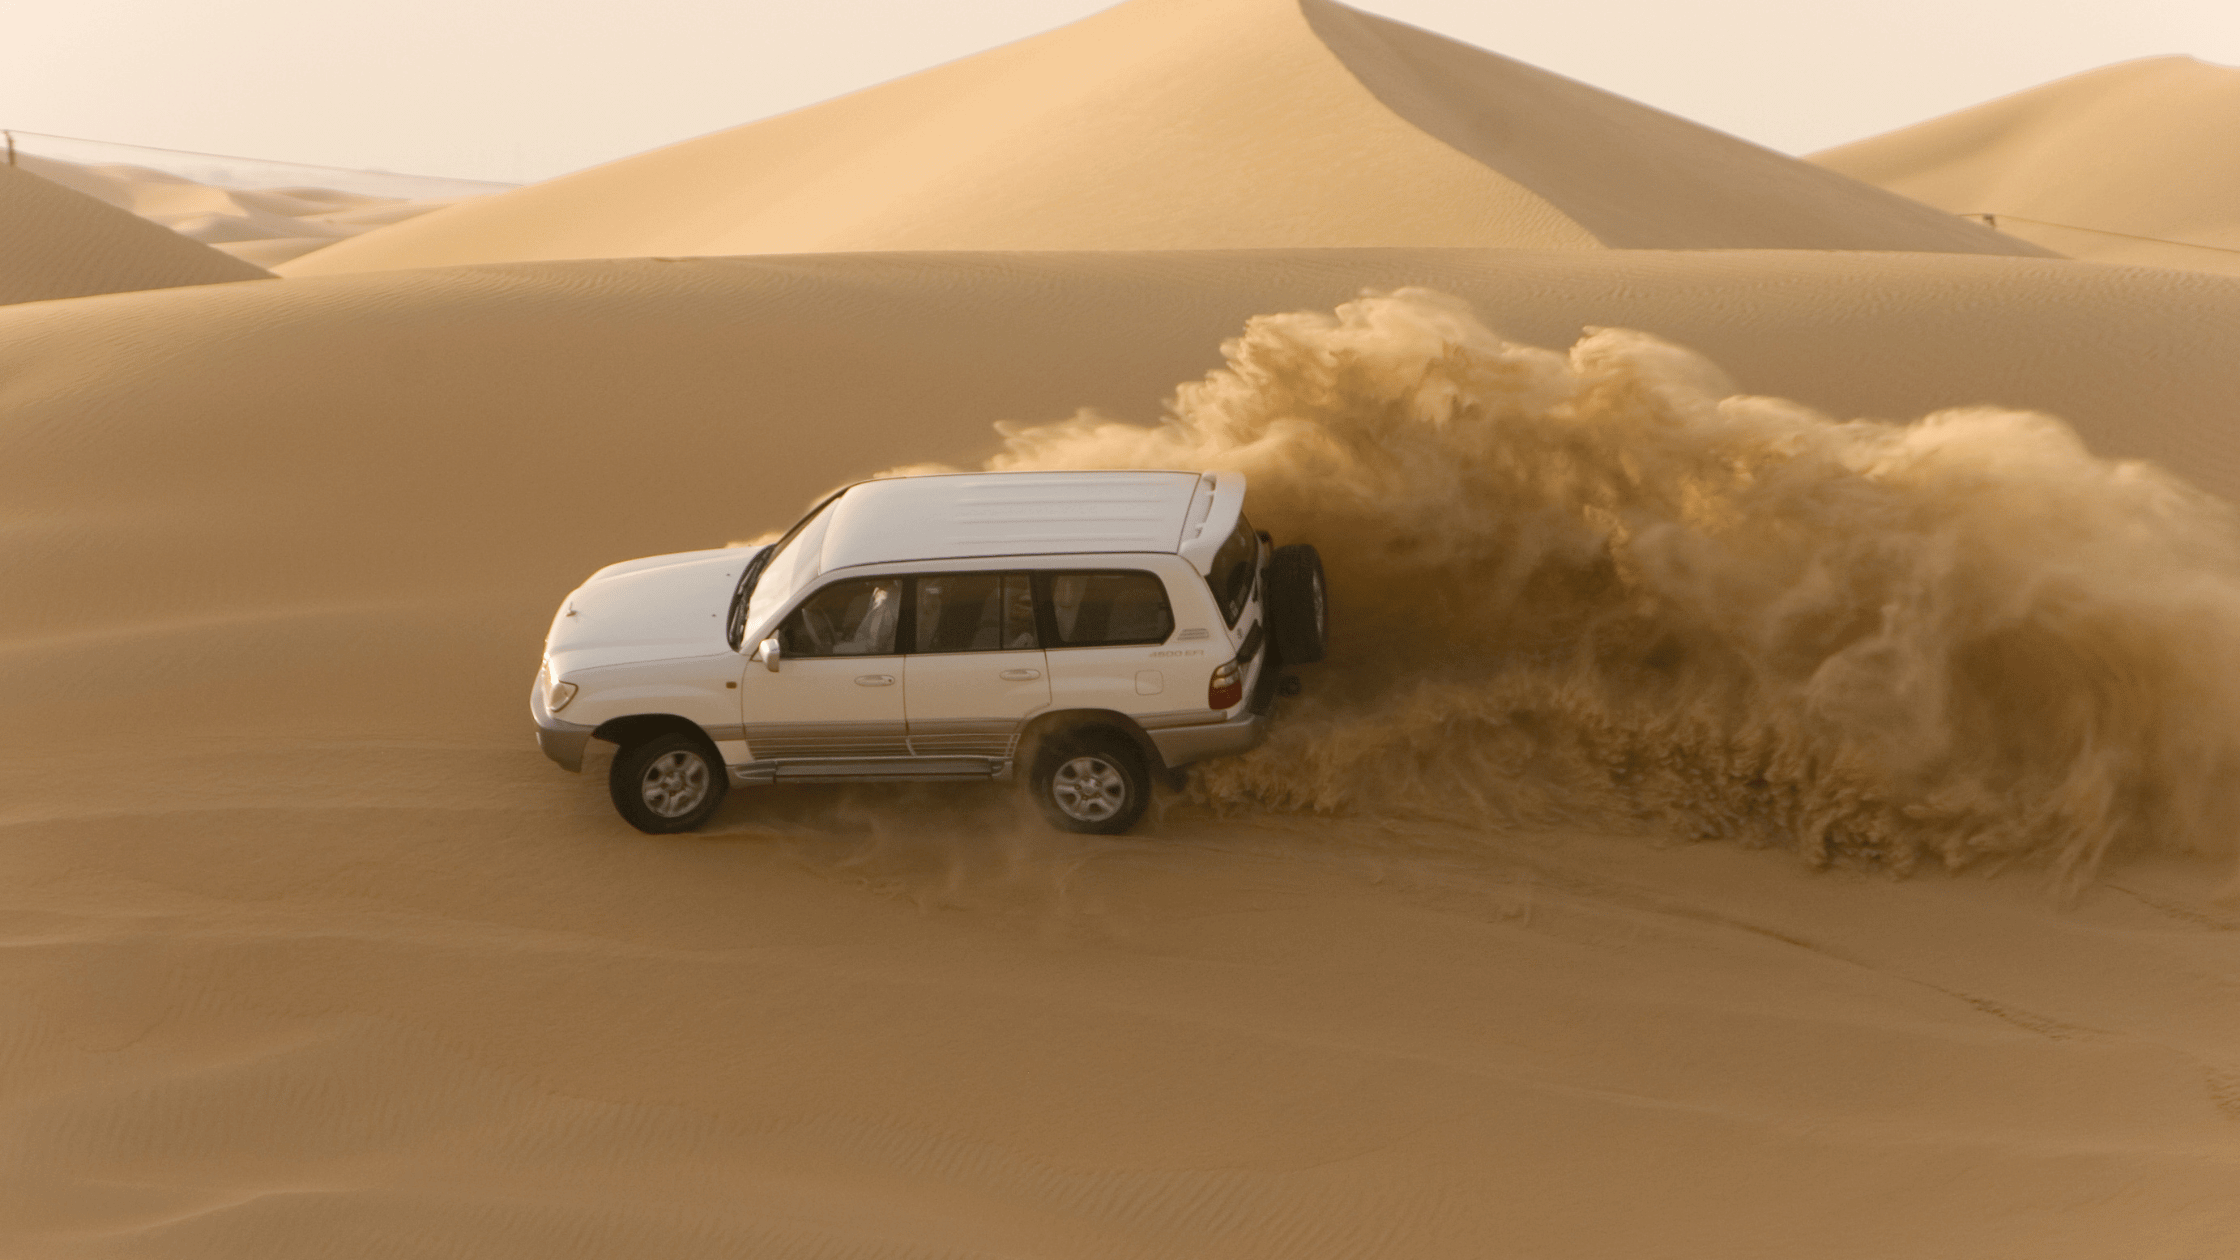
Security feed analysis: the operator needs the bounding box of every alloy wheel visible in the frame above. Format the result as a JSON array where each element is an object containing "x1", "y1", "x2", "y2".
[
  {"x1": 1051, "y1": 755, "x2": 1127, "y2": 822},
  {"x1": 639, "y1": 749, "x2": 711, "y2": 818}
]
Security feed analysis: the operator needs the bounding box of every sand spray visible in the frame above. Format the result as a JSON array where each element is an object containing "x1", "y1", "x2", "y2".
[{"x1": 976, "y1": 289, "x2": 2240, "y2": 887}]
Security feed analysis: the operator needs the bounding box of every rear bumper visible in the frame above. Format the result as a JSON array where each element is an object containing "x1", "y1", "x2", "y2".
[
  {"x1": 1145, "y1": 707, "x2": 1266, "y2": 769},
  {"x1": 531, "y1": 676, "x2": 597, "y2": 772}
]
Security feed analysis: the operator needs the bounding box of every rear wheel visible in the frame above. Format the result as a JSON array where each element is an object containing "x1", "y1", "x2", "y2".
[
  {"x1": 609, "y1": 732, "x2": 728, "y2": 834},
  {"x1": 1266, "y1": 543, "x2": 1328, "y2": 665},
  {"x1": 1028, "y1": 731, "x2": 1151, "y2": 835}
]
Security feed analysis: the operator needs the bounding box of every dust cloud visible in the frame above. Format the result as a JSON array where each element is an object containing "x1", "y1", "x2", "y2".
[{"x1": 989, "y1": 290, "x2": 2240, "y2": 886}]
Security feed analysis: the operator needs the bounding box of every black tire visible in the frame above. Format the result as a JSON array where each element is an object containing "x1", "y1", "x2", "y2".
[
  {"x1": 609, "y1": 732, "x2": 728, "y2": 834},
  {"x1": 1265, "y1": 543, "x2": 1328, "y2": 665},
  {"x1": 1027, "y1": 730, "x2": 1151, "y2": 835}
]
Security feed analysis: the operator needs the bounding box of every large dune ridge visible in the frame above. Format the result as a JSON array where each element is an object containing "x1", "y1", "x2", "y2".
[
  {"x1": 277, "y1": 0, "x2": 2038, "y2": 277},
  {"x1": 1813, "y1": 56, "x2": 2240, "y2": 276},
  {"x1": 5, "y1": 247, "x2": 2240, "y2": 1255},
  {"x1": 0, "y1": 161, "x2": 268, "y2": 305}
]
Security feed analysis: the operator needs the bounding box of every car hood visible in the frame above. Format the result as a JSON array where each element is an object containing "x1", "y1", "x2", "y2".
[{"x1": 544, "y1": 547, "x2": 753, "y2": 673}]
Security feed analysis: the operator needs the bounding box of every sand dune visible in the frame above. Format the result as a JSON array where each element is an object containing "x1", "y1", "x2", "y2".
[
  {"x1": 16, "y1": 152, "x2": 471, "y2": 268},
  {"x1": 279, "y1": 0, "x2": 2037, "y2": 276},
  {"x1": 0, "y1": 161, "x2": 267, "y2": 305},
  {"x1": 1813, "y1": 57, "x2": 2240, "y2": 275},
  {"x1": 10, "y1": 246, "x2": 2238, "y2": 784},
  {"x1": 9, "y1": 15, "x2": 2238, "y2": 1252},
  {"x1": 4, "y1": 248, "x2": 2238, "y2": 1256}
]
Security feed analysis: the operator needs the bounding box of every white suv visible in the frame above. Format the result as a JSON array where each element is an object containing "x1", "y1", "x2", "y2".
[{"x1": 532, "y1": 470, "x2": 1327, "y2": 834}]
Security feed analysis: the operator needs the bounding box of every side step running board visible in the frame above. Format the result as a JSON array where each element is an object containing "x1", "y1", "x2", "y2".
[{"x1": 731, "y1": 757, "x2": 1010, "y2": 785}]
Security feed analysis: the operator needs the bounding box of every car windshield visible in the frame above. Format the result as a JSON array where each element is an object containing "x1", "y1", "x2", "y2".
[{"x1": 727, "y1": 491, "x2": 845, "y2": 648}]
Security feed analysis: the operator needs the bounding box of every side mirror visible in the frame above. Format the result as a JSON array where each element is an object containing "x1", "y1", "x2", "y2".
[{"x1": 754, "y1": 636, "x2": 782, "y2": 672}]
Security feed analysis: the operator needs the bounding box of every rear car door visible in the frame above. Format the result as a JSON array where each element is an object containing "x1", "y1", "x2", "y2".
[
  {"x1": 737, "y1": 576, "x2": 909, "y2": 761},
  {"x1": 1037, "y1": 569, "x2": 1184, "y2": 718},
  {"x1": 903, "y1": 571, "x2": 1050, "y2": 759}
]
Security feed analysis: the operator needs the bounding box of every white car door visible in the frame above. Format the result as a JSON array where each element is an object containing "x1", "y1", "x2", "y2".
[
  {"x1": 1039, "y1": 568, "x2": 1189, "y2": 719},
  {"x1": 737, "y1": 576, "x2": 909, "y2": 761},
  {"x1": 903, "y1": 571, "x2": 1050, "y2": 759}
]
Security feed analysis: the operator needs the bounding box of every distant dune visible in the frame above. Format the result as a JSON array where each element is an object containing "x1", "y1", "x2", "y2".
[
  {"x1": 0, "y1": 161, "x2": 267, "y2": 305},
  {"x1": 280, "y1": 0, "x2": 2037, "y2": 276},
  {"x1": 16, "y1": 152, "x2": 470, "y2": 268},
  {"x1": 1813, "y1": 57, "x2": 2240, "y2": 275}
]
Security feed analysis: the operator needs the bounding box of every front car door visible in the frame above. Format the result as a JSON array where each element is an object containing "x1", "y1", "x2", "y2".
[
  {"x1": 736, "y1": 575, "x2": 909, "y2": 764},
  {"x1": 903, "y1": 571, "x2": 1050, "y2": 760}
]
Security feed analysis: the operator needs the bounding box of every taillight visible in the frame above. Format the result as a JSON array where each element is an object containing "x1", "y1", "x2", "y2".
[{"x1": 1208, "y1": 660, "x2": 1244, "y2": 710}]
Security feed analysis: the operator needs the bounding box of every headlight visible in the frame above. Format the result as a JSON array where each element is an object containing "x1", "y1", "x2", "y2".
[{"x1": 547, "y1": 677, "x2": 578, "y2": 712}]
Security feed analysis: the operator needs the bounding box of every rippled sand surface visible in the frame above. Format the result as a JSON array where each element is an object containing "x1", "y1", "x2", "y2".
[{"x1": 4, "y1": 245, "x2": 2238, "y2": 1255}]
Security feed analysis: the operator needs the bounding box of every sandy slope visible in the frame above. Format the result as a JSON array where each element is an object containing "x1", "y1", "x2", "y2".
[
  {"x1": 5, "y1": 771, "x2": 2233, "y2": 1258},
  {"x1": 0, "y1": 162, "x2": 267, "y2": 306},
  {"x1": 15, "y1": 152, "x2": 469, "y2": 268},
  {"x1": 3, "y1": 248, "x2": 2237, "y2": 1257},
  {"x1": 279, "y1": 0, "x2": 2035, "y2": 276},
  {"x1": 1814, "y1": 57, "x2": 2240, "y2": 276}
]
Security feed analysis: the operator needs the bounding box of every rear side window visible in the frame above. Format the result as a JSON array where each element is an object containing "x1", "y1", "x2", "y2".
[
  {"x1": 1207, "y1": 514, "x2": 1258, "y2": 627},
  {"x1": 915, "y1": 573, "x2": 1038, "y2": 653},
  {"x1": 1042, "y1": 571, "x2": 1174, "y2": 647},
  {"x1": 779, "y1": 578, "x2": 901, "y2": 657}
]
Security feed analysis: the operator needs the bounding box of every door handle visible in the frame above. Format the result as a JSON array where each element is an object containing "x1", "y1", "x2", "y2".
[
  {"x1": 854, "y1": 674, "x2": 895, "y2": 686},
  {"x1": 998, "y1": 668, "x2": 1042, "y2": 681}
]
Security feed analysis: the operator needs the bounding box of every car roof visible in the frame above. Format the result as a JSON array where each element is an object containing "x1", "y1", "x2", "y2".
[{"x1": 815, "y1": 470, "x2": 1245, "y2": 573}]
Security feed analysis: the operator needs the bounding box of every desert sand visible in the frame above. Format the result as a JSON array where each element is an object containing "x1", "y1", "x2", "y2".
[
  {"x1": 0, "y1": 161, "x2": 266, "y2": 305},
  {"x1": 1814, "y1": 56, "x2": 2240, "y2": 276},
  {"x1": 7, "y1": 248, "x2": 2240, "y2": 1256},
  {"x1": 6, "y1": 0, "x2": 2240, "y2": 1256}
]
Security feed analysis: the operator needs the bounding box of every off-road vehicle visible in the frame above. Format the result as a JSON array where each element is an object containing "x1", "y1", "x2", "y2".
[{"x1": 532, "y1": 470, "x2": 1326, "y2": 834}]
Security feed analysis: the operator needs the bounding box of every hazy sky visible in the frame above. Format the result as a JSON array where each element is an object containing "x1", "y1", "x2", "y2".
[{"x1": 4, "y1": 0, "x2": 2234, "y2": 184}]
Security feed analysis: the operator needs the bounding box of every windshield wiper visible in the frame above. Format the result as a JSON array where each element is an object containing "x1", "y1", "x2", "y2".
[{"x1": 725, "y1": 545, "x2": 775, "y2": 650}]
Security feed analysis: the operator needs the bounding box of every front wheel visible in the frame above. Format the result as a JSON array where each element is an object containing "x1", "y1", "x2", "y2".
[
  {"x1": 1028, "y1": 731, "x2": 1151, "y2": 835},
  {"x1": 610, "y1": 732, "x2": 728, "y2": 833}
]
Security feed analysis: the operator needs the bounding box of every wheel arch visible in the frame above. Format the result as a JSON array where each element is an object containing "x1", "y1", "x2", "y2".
[
  {"x1": 592, "y1": 713, "x2": 719, "y2": 755},
  {"x1": 1019, "y1": 708, "x2": 1178, "y2": 786}
]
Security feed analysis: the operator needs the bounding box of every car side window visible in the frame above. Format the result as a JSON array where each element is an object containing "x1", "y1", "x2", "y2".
[
  {"x1": 1042, "y1": 571, "x2": 1175, "y2": 647},
  {"x1": 914, "y1": 572, "x2": 1038, "y2": 653},
  {"x1": 779, "y1": 577, "x2": 901, "y2": 657}
]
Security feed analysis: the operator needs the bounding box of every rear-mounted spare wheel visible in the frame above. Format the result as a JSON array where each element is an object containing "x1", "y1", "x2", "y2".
[{"x1": 1266, "y1": 543, "x2": 1328, "y2": 665}]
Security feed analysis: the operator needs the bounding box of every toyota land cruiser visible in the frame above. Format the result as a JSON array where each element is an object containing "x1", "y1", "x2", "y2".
[{"x1": 531, "y1": 470, "x2": 1326, "y2": 834}]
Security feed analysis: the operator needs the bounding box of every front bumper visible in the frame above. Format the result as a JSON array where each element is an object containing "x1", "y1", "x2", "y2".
[
  {"x1": 1145, "y1": 706, "x2": 1266, "y2": 769},
  {"x1": 531, "y1": 675, "x2": 597, "y2": 772}
]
